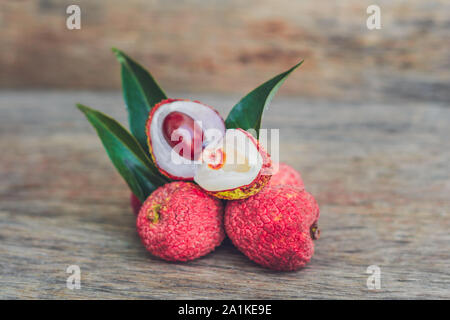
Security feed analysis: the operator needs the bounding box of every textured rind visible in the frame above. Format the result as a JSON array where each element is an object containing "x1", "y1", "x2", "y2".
[
  {"x1": 269, "y1": 162, "x2": 304, "y2": 190},
  {"x1": 130, "y1": 193, "x2": 142, "y2": 215},
  {"x1": 137, "y1": 182, "x2": 225, "y2": 262},
  {"x1": 225, "y1": 185, "x2": 319, "y2": 271},
  {"x1": 146, "y1": 99, "x2": 225, "y2": 181},
  {"x1": 208, "y1": 174, "x2": 271, "y2": 200},
  {"x1": 207, "y1": 128, "x2": 273, "y2": 200}
]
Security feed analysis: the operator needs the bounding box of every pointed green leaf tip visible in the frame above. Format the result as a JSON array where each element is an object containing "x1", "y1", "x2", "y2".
[
  {"x1": 112, "y1": 48, "x2": 167, "y2": 152},
  {"x1": 77, "y1": 103, "x2": 169, "y2": 202},
  {"x1": 225, "y1": 60, "x2": 304, "y2": 138}
]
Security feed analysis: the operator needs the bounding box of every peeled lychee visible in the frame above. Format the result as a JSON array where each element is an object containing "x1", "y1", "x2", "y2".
[
  {"x1": 130, "y1": 193, "x2": 142, "y2": 215},
  {"x1": 269, "y1": 162, "x2": 304, "y2": 190},
  {"x1": 146, "y1": 99, "x2": 272, "y2": 199},
  {"x1": 146, "y1": 99, "x2": 226, "y2": 180},
  {"x1": 194, "y1": 128, "x2": 272, "y2": 200},
  {"x1": 136, "y1": 181, "x2": 225, "y2": 262},
  {"x1": 225, "y1": 185, "x2": 320, "y2": 271}
]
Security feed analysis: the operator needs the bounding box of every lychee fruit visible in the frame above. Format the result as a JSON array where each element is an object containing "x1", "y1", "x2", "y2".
[
  {"x1": 269, "y1": 162, "x2": 304, "y2": 190},
  {"x1": 146, "y1": 99, "x2": 272, "y2": 199},
  {"x1": 194, "y1": 128, "x2": 272, "y2": 200},
  {"x1": 130, "y1": 193, "x2": 142, "y2": 215},
  {"x1": 136, "y1": 181, "x2": 225, "y2": 262},
  {"x1": 146, "y1": 99, "x2": 226, "y2": 180},
  {"x1": 225, "y1": 185, "x2": 320, "y2": 271}
]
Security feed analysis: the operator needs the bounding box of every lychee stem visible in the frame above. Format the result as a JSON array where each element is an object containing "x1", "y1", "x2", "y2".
[
  {"x1": 310, "y1": 222, "x2": 320, "y2": 240},
  {"x1": 147, "y1": 204, "x2": 161, "y2": 224}
]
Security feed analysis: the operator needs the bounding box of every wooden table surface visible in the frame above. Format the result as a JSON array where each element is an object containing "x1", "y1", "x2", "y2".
[{"x1": 1, "y1": 90, "x2": 449, "y2": 299}]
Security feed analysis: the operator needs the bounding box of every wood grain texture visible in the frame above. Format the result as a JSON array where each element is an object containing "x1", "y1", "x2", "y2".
[
  {"x1": 1, "y1": 0, "x2": 450, "y2": 103},
  {"x1": 0, "y1": 91, "x2": 449, "y2": 299}
]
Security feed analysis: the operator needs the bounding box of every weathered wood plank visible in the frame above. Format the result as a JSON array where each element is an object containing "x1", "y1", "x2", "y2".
[
  {"x1": 0, "y1": 91, "x2": 449, "y2": 299},
  {"x1": 1, "y1": 0, "x2": 450, "y2": 103}
]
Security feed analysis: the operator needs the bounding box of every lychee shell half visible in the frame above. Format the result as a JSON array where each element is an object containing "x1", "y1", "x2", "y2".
[
  {"x1": 137, "y1": 182, "x2": 225, "y2": 262},
  {"x1": 225, "y1": 185, "x2": 320, "y2": 271}
]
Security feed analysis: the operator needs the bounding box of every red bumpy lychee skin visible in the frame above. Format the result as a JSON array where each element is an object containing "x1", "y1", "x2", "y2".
[
  {"x1": 269, "y1": 162, "x2": 304, "y2": 190},
  {"x1": 137, "y1": 182, "x2": 225, "y2": 262},
  {"x1": 225, "y1": 185, "x2": 320, "y2": 271},
  {"x1": 130, "y1": 193, "x2": 142, "y2": 215}
]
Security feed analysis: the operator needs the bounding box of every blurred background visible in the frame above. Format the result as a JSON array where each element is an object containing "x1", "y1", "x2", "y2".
[{"x1": 1, "y1": 0, "x2": 449, "y2": 102}]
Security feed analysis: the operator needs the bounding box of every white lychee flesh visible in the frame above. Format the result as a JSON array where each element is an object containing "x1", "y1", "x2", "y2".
[
  {"x1": 149, "y1": 100, "x2": 226, "y2": 180},
  {"x1": 194, "y1": 129, "x2": 263, "y2": 191}
]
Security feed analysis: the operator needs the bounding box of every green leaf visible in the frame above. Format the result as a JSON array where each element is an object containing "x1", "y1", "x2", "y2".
[
  {"x1": 225, "y1": 61, "x2": 303, "y2": 138},
  {"x1": 112, "y1": 48, "x2": 167, "y2": 151},
  {"x1": 77, "y1": 104, "x2": 169, "y2": 202}
]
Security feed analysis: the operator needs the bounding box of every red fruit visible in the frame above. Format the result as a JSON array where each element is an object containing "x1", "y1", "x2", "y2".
[
  {"x1": 162, "y1": 111, "x2": 204, "y2": 160},
  {"x1": 136, "y1": 182, "x2": 225, "y2": 262},
  {"x1": 269, "y1": 163, "x2": 304, "y2": 190},
  {"x1": 130, "y1": 193, "x2": 142, "y2": 215},
  {"x1": 225, "y1": 185, "x2": 320, "y2": 271},
  {"x1": 146, "y1": 99, "x2": 226, "y2": 180}
]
